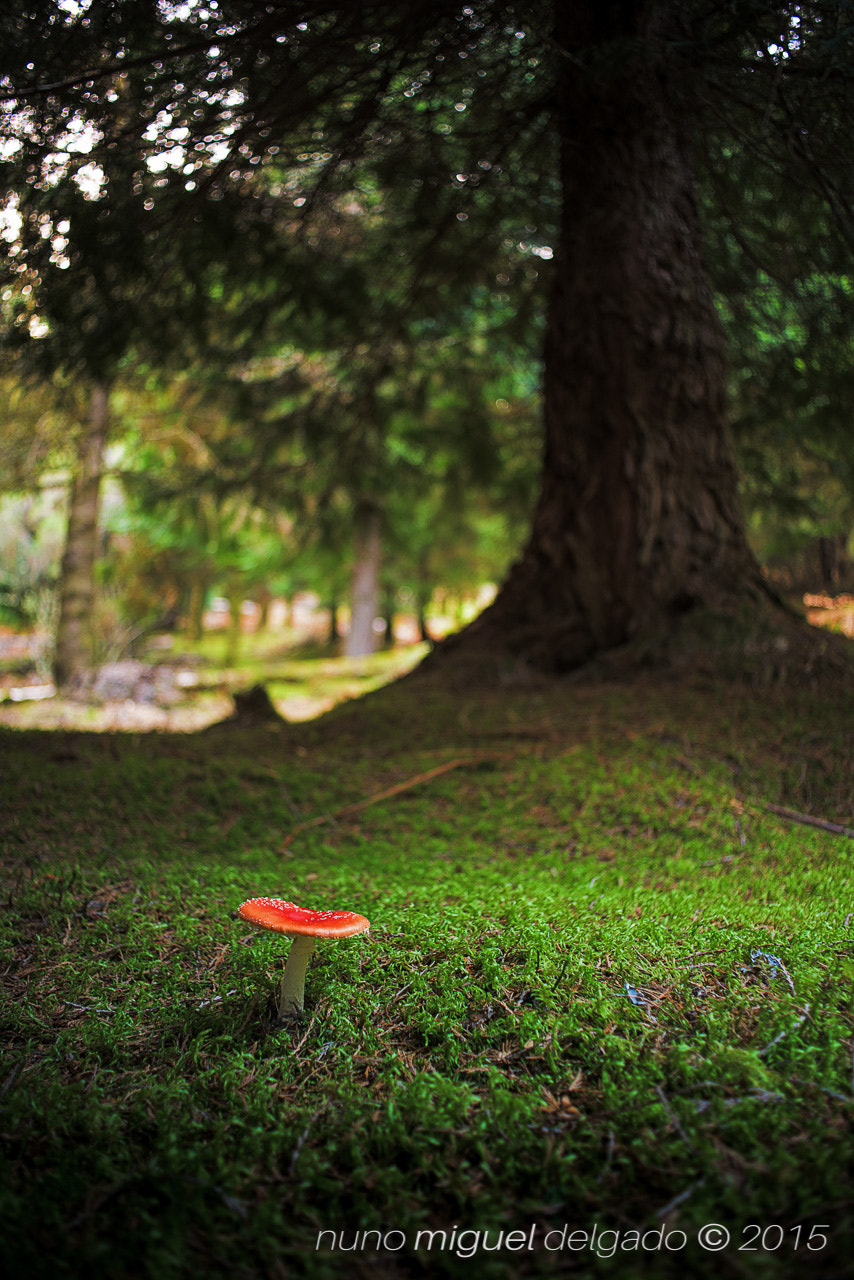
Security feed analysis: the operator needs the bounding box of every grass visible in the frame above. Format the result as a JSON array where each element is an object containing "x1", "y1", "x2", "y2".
[{"x1": 1, "y1": 661, "x2": 853, "y2": 1279}]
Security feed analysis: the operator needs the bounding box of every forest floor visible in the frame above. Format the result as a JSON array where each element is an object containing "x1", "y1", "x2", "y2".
[
  {"x1": 1, "y1": 637, "x2": 853, "y2": 1279},
  {"x1": 0, "y1": 630, "x2": 430, "y2": 730}
]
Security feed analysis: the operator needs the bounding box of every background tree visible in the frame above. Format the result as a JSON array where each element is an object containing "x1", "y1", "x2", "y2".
[
  {"x1": 700, "y1": 86, "x2": 854, "y2": 595},
  {"x1": 1, "y1": 72, "x2": 162, "y2": 683},
  {"x1": 0, "y1": 24, "x2": 314, "y2": 682}
]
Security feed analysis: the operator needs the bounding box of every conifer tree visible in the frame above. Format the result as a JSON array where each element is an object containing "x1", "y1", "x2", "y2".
[{"x1": 3, "y1": 1, "x2": 853, "y2": 674}]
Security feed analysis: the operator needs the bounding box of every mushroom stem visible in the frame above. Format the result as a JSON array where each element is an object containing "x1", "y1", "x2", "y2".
[{"x1": 278, "y1": 934, "x2": 316, "y2": 1016}]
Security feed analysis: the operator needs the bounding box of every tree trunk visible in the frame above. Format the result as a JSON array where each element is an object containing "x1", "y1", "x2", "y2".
[
  {"x1": 381, "y1": 589, "x2": 396, "y2": 649},
  {"x1": 414, "y1": 561, "x2": 434, "y2": 645},
  {"x1": 816, "y1": 535, "x2": 848, "y2": 593},
  {"x1": 53, "y1": 384, "x2": 109, "y2": 688},
  {"x1": 345, "y1": 500, "x2": 382, "y2": 657},
  {"x1": 185, "y1": 574, "x2": 208, "y2": 643},
  {"x1": 325, "y1": 600, "x2": 340, "y2": 645},
  {"x1": 441, "y1": 0, "x2": 774, "y2": 675},
  {"x1": 254, "y1": 585, "x2": 272, "y2": 631},
  {"x1": 417, "y1": 599, "x2": 433, "y2": 646},
  {"x1": 225, "y1": 584, "x2": 242, "y2": 668}
]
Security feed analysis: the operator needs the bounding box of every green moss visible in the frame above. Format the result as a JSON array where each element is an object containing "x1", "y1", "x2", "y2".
[{"x1": 1, "y1": 669, "x2": 852, "y2": 1278}]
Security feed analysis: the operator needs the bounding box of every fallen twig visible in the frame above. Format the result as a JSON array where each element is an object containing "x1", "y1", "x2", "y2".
[
  {"x1": 195, "y1": 989, "x2": 239, "y2": 1010},
  {"x1": 0, "y1": 1064, "x2": 20, "y2": 1102},
  {"x1": 551, "y1": 955, "x2": 572, "y2": 990},
  {"x1": 290, "y1": 1012, "x2": 318, "y2": 1053},
  {"x1": 789, "y1": 1076, "x2": 853, "y2": 1104},
  {"x1": 766, "y1": 804, "x2": 854, "y2": 839},
  {"x1": 281, "y1": 754, "x2": 508, "y2": 847},
  {"x1": 758, "y1": 1004, "x2": 810, "y2": 1057},
  {"x1": 654, "y1": 1084, "x2": 695, "y2": 1149},
  {"x1": 289, "y1": 1102, "x2": 329, "y2": 1175},
  {"x1": 657, "y1": 1179, "x2": 705, "y2": 1218},
  {"x1": 748, "y1": 949, "x2": 796, "y2": 995},
  {"x1": 390, "y1": 960, "x2": 442, "y2": 1004},
  {"x1": 596, "y1": 1127, "x2": 616, "y2": 1184},
  {"x1": 672, "y1": 949, "x2": 727, "y2": 968}
]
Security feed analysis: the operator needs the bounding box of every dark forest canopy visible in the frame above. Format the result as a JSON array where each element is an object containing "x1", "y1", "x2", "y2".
[{"x1": 2, "y1": 0, "x2": 854, "y2": 676}]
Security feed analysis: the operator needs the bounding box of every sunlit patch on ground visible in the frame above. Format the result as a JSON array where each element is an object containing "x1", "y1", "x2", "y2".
[
  {"x1": 0, "y1": 635, "x2": 429, "y2": 731},
  {"x1": 803, "y1": 592, "x2": 854, "y2": 637}
]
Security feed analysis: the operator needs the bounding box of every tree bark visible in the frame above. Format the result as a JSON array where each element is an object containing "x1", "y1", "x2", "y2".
[
  {"x1": 417, "y1": 599, "x2": 433, "y2": 646},
  {"x1": 381, "y1": 589, "x2": 396, "y2": 649},
  {"x1": 53, "y1": 384, "x2": 109, "y2": 688},
  {"x1": 442, "y1": 0, "x2": 775, "y2": 674},
  {"x1": 345, "y1": 500, "x2": 382, "y2": 657},
  {"x1": 326, "y1": 600, "x2": 340, "y2": 645},
  {"x1": 185, "y1": 574, "x2": 208, "y2": 643},
  {"x1": 224, "y1": 582, "x2": 243, "y2": 668},
  {"x1": 254, "y1": 586, "x2": 272, "y2": 631}
]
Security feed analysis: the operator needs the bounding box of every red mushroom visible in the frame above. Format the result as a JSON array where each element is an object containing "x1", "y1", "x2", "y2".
[{"x1": 237, "y1": 898, "x2": 370, "y2": 1017}]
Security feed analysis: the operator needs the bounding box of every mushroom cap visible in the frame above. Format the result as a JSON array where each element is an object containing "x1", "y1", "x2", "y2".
[{"x1": 237, "y1": 897, "x2": 370, "y2": 939}]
